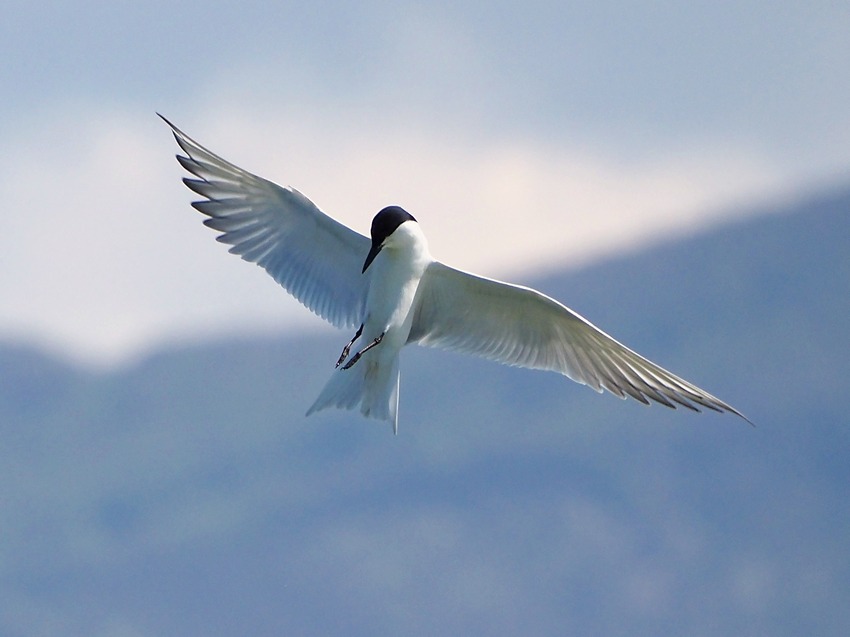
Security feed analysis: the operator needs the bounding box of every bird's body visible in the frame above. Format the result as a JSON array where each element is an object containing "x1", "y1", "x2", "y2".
[
  {"x1": 162, "y1": 115, "x2": 751, "y2": 432},
  {"x1": 308, "y1": 215, "x2": 433, "y2": 427},
  {"x1": 362, "y1": 218, "x2": 433, "y2": 348}
]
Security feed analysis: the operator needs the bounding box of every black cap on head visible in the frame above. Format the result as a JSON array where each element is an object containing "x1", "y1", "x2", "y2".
[
  {"x1": 362, "y1": 206, "x2": 417, "y2": 272},
  {"x1": 370, "y1": 206, "x2": 416, "y2": 242}
]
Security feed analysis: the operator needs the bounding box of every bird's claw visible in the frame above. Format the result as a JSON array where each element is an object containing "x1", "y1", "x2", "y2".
[
  {"x1": 335, "y1": 323, "x2": 364, "y2": 368},
  {"x1": 341, "y1": 332, "x2": 385, "y2": 370},
  {"x1": 335, "y1": 344, "x2": 352, "y2": 368}
]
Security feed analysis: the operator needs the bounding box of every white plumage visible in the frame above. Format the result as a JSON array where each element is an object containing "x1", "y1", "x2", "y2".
[{"x1": 163, "y1": 115, "x2": 751, "y2": 432}]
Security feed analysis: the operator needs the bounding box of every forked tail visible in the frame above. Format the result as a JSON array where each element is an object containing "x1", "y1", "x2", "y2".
[{"x1": 306, "y1": 356, "x2": 401, "y2": 433}]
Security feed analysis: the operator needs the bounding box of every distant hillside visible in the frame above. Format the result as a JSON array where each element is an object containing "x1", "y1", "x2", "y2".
[{"x1": 1, "y1": 186, "x2": 848, "y2": 636}]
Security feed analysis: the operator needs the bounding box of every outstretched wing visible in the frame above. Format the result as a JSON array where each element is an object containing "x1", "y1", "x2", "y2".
[
  {"x1": 162, "y1": 115, "x2": 370, "y2": 329},
  {"x1": 409, "y1": 261, "x2": 751, "y2": 421}
]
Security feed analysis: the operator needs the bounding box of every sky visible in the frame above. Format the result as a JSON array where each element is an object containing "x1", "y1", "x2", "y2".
[{"x1": 2, "y1": 1, "x2": 848, "y2": 365}]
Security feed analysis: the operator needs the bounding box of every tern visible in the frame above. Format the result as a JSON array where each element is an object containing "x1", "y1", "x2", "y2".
[{"x1": 162, "y1": 115, "x2": 751, "y2": 433}]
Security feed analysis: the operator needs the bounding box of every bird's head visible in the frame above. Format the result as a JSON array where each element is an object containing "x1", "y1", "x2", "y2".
[{"x1": 362, "y1": 205, "x2": 418, "y2": 272}]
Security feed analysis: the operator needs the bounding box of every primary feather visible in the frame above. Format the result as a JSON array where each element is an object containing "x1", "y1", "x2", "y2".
[{"x1": 162, "y1": 114, "x2": 370, "y2": 329}]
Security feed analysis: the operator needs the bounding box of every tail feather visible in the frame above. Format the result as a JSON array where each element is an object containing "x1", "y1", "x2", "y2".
[{"x1": 306, "y1": 357, "x2": 400, "y2": 433}]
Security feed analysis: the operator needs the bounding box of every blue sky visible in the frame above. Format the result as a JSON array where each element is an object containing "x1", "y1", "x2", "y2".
[{"x1": 2, "y1": 1, "x2": 848, "y2": 364}]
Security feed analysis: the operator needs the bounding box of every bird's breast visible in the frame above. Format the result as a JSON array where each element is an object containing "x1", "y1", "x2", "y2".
[{"x1": 363, "y1": 249, "x2": 430, "y2": 345}]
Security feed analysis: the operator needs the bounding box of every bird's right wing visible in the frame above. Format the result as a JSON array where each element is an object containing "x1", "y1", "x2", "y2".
[
  {"x1": 162, "y1": 115, "x2": 370, "y2": 329},
  {"x1": 409, "y1": 261, "x2": 750, "y2": 420}
]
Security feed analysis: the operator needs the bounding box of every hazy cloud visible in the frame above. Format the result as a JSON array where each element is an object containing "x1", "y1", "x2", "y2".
[{"x1": 1, "y1": 1, "x2": 847, "y2": 362}]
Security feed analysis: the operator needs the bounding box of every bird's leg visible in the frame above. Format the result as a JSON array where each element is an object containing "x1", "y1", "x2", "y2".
[
  {"x1": 341, "y1": 332, "x2": 385, "y2": 370},
  {"x1": 335, "y1": 323, "x2": 363, "y2": 368}
]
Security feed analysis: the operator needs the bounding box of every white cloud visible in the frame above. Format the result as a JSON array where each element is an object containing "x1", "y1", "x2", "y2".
[
  {"x1": 2, "y1": 1, "x2": 847, "y2": 366},
  {"x1": 1, "y1": 103, "x2": 783, "y2": 366}
]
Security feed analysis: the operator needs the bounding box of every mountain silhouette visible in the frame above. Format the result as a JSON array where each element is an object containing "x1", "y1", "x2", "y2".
[{"x1": 1, "y1": 186, "x2": 848, "y2": 636}]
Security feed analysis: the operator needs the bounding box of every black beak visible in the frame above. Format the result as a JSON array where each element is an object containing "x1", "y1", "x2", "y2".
[{"x1": 362, "y1": 241, "x2": 382, "y2": 273}]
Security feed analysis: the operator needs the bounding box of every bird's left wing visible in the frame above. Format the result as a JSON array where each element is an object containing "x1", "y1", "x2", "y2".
[
  {"x1": 408, "y1": 261, "x2": 750, "y2": 420},
  {"x1": 162, "y1": 115, "x2": 370, "y2": 329}
]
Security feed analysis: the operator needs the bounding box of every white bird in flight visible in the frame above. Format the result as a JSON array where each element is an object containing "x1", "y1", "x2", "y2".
[{"x1": 162, "y1": 115, "x2": 751, "y2": 433}]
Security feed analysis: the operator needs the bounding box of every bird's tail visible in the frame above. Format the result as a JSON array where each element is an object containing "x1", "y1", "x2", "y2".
[{"x1": 306, "y1": 356, "x2": 401, "y2": 433}]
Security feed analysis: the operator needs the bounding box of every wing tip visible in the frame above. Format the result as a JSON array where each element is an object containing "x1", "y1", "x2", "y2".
[
  {"x1": 158, "y1": 112, "x2": 187, "y2": 147},
  {"x1": 627, "y1": 390, "x2": 755, "y2": 426},
  {"x1": 157, "y1": 112, "x2": 185, "y2": 138}
]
